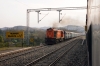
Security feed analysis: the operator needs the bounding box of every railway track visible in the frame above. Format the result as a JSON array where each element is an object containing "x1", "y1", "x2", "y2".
[
  {"x1": 25, "y1": 38, "x2": 81, "y2": 66},
  {"x1": 0, "y1": 46, "x2": 47, "y2": 66},
  {"x1": 49, "y1": 40, "x2": 81, "y2": 66},
  {"x1": 0, "y1": 37, "x2": 81, "y2": 66},
  {"x1": 54, "y1": 39, "x2": 88, "y2": 66}
]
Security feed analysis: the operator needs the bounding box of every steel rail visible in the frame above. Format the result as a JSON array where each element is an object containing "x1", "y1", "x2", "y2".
[
  {"x1": 0, "y1": 47, "x2": 32, "y2": 57},
  {"x1": 81, "y1": 39, "x2": 85, "y2": 45}
]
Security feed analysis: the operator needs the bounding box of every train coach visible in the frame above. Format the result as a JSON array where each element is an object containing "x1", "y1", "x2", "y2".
[
  {"x1": 86, "y1": 0, "x2": 100, "y2": 65},
  {"x1": 64, "y1": 31, "x2": 72, "y2": 39},
  {"x1": 64, "y1": 32, "x2": 80, "y2": 39}
]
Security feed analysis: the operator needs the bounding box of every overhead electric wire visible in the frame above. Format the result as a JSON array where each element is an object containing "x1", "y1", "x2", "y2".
[
  {"x1": 32, "y1": 6, "x2": 87, "y2": 10},
  {"x1": 27, "y1": 7, "x2": 87, "y2": 12}
]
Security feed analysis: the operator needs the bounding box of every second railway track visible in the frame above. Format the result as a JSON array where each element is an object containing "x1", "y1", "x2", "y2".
[{"x1": 0, "y1": 46, "x2": 47, "y2": 66}]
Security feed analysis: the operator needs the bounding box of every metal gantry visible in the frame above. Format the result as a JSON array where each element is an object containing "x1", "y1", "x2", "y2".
[{"x1": 26, "y1": 6, "x2": 87, "y2": 45}]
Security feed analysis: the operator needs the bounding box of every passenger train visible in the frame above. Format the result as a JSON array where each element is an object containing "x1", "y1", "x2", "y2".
[
  {"x1": 86, "y1": 0, "x2": 100, "y2": 66},
  {"x1": 45, "y1": 28, "x2": 81, "y2": 44}
]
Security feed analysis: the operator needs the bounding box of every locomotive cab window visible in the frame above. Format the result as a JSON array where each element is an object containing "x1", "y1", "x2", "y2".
[{"x1": 54, "y1": 31, "x2": 57, "y2": 37}]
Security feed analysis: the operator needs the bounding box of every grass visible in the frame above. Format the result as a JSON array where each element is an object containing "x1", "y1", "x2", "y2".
[
  {"x1": 0, "y1": 47, "x2": 12, "y2": 51},
  {"x1": 0, "y1": 47, "x2": 25, "y2": 51}
]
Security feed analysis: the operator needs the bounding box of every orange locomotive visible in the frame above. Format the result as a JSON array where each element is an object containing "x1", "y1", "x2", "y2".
[{"x1": 45, "y1": 28, "x2": 64, "y2": 44}]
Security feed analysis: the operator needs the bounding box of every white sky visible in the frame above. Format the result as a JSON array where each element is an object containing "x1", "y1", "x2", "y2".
[{"x1": 0, "y1": 0, "x2": 87, "y2": 28}]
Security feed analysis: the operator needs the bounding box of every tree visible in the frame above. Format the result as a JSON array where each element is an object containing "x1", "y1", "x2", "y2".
[
  {"x1": 0, "y1": 35, "x2": 3, "y2": 42},
  {"x1": 0, "y1": 29, "x2": 3, "y2": 35}
]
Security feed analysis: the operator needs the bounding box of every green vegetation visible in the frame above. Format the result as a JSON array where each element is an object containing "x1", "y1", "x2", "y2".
[
  {"x1": 0, "y1": 29, "x2": 45, "y2": 48},
  {"x1": 0, "y1": 47, "x2": 10, "y2": 51},
  {"x1": 0, "y1": 35, "x2": 3, "y2": 42}
]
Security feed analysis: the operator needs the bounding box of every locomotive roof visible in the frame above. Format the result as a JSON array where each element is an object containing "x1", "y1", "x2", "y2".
[
  {"x1": 47, "y1": 28, "x2": 64, "y2": 31},
  {"x1": 47, "y1": 28, "x2": 57, "y2": 30}
]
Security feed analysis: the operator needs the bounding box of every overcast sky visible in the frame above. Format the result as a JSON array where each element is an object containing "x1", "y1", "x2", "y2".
[{"x1": 0, "y1": 0, "x2": 87, "y2": 28}]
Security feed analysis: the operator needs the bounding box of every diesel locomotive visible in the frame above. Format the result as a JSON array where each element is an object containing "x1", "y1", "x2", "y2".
[{"x1": 45, "y1": 28, "x2": 81, "y2": 44}]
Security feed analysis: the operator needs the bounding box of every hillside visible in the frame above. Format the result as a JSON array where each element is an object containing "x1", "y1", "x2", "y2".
[{"x1": 0, "y1": 25, "x2": 85, "y2": 33}]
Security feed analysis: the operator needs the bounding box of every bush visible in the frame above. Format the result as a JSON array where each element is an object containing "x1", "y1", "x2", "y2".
[
  {"x1": 0, "y1": 43, "x2": 4, "y2": 48},
  {"x1": 4, "y1": 42, "x2": 9, "y2": 47},
  {"x1": 0, "y1": 35, "x2": 3, "y2": 42}
]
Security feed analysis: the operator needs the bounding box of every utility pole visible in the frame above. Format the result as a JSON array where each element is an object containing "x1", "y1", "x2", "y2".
[
  {"x1": 57, "y1": 10, "x2": 62, "y2": 23},
  {"x1": 27, "y1": 10, "x2": 29, "y2": 46},
  {"x1": 35, "y1": 11, "x2": 40, "y2": 23}
]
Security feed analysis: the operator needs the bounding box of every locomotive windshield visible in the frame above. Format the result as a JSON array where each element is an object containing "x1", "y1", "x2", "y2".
[{"x1": 54, "y1": 31, "x2": 57, "y2": 37}]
